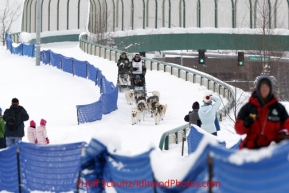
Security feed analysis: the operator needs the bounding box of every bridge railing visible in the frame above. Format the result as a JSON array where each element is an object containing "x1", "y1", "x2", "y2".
[
  {"x1": 82, "y1": 34, "x2": 236, "y2": 150},
  {"x1": 9, "y1": 32, "x2": 21, "y2": 43}
]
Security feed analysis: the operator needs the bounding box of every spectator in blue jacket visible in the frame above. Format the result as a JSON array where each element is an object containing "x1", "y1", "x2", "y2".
[{"x1": 198, "y1": 94, "x2": 221, "y2": 136}]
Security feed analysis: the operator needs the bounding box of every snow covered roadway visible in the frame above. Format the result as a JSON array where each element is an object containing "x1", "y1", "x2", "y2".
[{"x1": 0, "y1": 42, "x2": 240, "y2": 154}]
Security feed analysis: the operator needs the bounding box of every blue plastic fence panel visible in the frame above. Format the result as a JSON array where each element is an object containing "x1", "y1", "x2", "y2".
[
  {"x1": 0, "y1": 144, "x2": 19, "y2": 193},
  {"x1": 5, "y1": 33, "x2": 12, "y2": 52},
  {"x1": 218, "y1": 141, "x2": 226, "y2": 149},
  {"x1": 156, "y1": 145, "x2": 211, "y2": 193},
  {"x1": 101, "y1": 77, "x2": 115, "y2": 94},
  {"x1": 50, "y1": 51, "x2": 62, "y2": 69},
  {"x1": 80, "y1": 138, "x2": 108, "y2": 193},
  {"x1": 229, "y1": 139, "x2": 242, "y2": 150},
  {"x1": 11, "y1": 44, "x2": 16, "y2": 54},
  {"x1": 6, "y1": 39, "x2": 12, "y2": 53},
  {"x1": 187, "y1": 126, "x2": 226, "y2": 154},
  {"x1": 187, "y1": 126, "x2": 204, "y2": 154},
  {"x1": 19, "y1": 142, "x2": 85, "y2": 193},
  {"x1": 41, "y1": 50, "x2": 51, "y2": 64},
  {"x1": 212, "y1": 142, "x2": 289, "y2": 193},
  {"x1": 74, "y1": 59, "x2": 87, "y2": 78},
  {"x1": 97, "y1": 70, "x2": 102, "y2": 87},
  {"x1": 88, "y1": 63, "x2": 98, "y2": 83},
  {"x1": 101, "y1": 86, "x2": 118, "y2": 114},
  {"x1": 62, "y1": 56, "x2": 74, "y2": 74},
  {"x1": 23, "y1": 44, "x2": 35, "y2": 57},
  {"x1": 14, "y1": 43, "x2": 23, "y2": 55},
  {"x1": 104, "y1": 149, "x2": 154, "y2": 193},
  {"x1": 76, "y1": 100, "x2": 103, "y2": 124}
]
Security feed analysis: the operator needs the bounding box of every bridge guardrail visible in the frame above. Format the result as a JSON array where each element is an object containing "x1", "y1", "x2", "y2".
[
  {"x1": 79, "y1": 34, "x2": 235, "y2": 150},
  {"x1": 7, "y1": 32, "x2": 235, "y2": 151}
]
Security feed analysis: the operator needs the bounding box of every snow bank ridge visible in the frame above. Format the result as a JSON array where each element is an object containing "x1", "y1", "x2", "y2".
[{"x1": 5, "y1": 33, "x2": 118, "y2": 125}]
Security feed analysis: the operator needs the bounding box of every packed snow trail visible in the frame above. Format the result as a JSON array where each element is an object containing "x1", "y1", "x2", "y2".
[{"x1": 0, "y1": 42, "x2": 239, "y2": 154}]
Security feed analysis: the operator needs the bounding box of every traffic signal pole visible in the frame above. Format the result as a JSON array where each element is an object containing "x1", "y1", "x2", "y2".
[{"x1": 36, "y1": 0, "x2": 41, "y2": 66}]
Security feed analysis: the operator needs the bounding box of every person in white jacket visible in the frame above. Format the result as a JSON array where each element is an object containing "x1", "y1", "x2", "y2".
[
  {"x1": 198, "y1": 94, "x2": 221, "y2": 136},
  {"x1": 36, "y1": 119, "x2": 49, "y2": 145},
  {"x1": 27, "y1": 120, "x2": 37, "y2": 144}
]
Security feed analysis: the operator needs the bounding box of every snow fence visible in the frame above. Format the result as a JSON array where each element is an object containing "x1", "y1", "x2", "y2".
[
  {"x1": 1, "y1": 139, "x2": 289, "y2": 192},
  {"x1": 5, "y1": 33, "x2": 118, "y2": 124},
  {"x1": 5, "y1": 33, "x2": 35, "y2": 57},
  {"x1": 0, "y1": 142, "x2": 85, "y2": 193},
  {"x1": 187, "y1": 126, "x2": 242, "y2": 153}
]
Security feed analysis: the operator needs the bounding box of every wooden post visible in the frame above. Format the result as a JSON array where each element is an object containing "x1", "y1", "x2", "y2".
[{"x1": 208, "y1": 156, "x2": 213, "y2": 193}]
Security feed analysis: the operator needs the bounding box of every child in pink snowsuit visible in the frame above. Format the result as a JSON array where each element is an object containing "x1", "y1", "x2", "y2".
[
  {"x1": 27, "y1": 120, "x2": 37, "y2": 144},
  {"x1": 36, "y1": 119, "x2": 50, "y2": 145}
]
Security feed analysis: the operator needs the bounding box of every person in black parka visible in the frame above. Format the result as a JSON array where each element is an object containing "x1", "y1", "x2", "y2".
[
  {"x1": 133, "y1": 75, "x2": 145, "y2": 87},
  {"x1": 117, "y1": 52, "x2": 130, "y2": 74},
  {"x1": 3, "y1": 98, "x2": 29, "y2": 147}
]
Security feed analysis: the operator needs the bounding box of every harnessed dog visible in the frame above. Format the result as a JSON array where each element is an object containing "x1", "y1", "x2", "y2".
[
  {"x1": 125, "y1": 89, "x2": 135, "y2": 105},
  {"x1": 147, "y1": 96, "x2": 159, "y2": 117},
  {"x1": 137, "y1": 100, "x2": 148, "y2": 122},
  {"x1": 131, "y1": 107, "x2": 139, "y2": 125},
  {"x1": 153, "y1": 103, "x2": 167, "y2": 125}
]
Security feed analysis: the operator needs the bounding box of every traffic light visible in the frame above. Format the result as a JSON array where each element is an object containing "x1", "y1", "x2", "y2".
[
  {"x1": 238, "y1": 52, "x2": 244, "y2": 66},
  {"x1": 198, "y1": 50, "x2": 205, "y2": 64}
]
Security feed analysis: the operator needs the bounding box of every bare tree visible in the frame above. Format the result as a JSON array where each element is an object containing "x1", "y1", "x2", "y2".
[
  {"x1": 0, "y1": 0, "x2": 22, "y2": 46},
  {"x1": 86, "y1": 2, "x2": 114, "y2": 46},
  {"x1": 240, "y1": 0, "x2": 289, "y2": 101},
  {"x1": 249, "y1": 0, "x2": 287, "y2": 74}
]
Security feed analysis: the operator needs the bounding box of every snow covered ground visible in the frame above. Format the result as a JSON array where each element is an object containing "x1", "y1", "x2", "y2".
[
  {"x1": 3, "y1": 41, "x2": 289, "y2": 193},
  {"x1": 0, "y1": 42, "x2": 241, "y2": 155}
]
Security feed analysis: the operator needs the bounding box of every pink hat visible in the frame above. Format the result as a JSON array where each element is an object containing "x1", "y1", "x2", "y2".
[
  {"x1": 30, "y1": 120, "x2": 36, "y2": 128},
  {"x1": 40, "y1": 119, "x2": 47, "y2": 126}
]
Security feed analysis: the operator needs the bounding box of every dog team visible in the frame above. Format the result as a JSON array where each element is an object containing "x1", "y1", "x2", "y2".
[{"x1": 125, "y1": 90, "x2": 167, "y2": 125}]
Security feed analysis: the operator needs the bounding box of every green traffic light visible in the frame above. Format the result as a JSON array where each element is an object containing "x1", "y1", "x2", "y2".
[
  {"x1": 239, "y1": 61, "x2": 243, "y2": 65},
  {"x1": 200, "y1": 59, "x2": 204, "y2": 63}
]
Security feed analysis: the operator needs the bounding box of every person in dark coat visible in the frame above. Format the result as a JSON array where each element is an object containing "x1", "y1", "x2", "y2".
[
  {"x1": 235, "y1": 75, "x2": 289, "y2": 149},
  {"x1": 133, "y1": 75, "x2": 145, "y2": 87},
  {"x1": 0, "y1": 107, "x2": 5, "y2": 149},
  {"x1": 189, "y1": 102, "x2": 201, "y2": 127},
  {"x1": 3, "y1": 98, "x2": 29, "y2": 147},
  {"x1": 117, "y1": 52, "x2": 130, "y2": 74}
]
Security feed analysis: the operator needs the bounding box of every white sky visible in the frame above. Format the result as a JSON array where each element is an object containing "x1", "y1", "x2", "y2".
[{"x1": 0, "y1": 0, "x2": 24, "y2": 33}]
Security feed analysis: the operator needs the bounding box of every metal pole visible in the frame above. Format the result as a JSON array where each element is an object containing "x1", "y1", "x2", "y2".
[
  {"x1": 181, "y1": 51, "x2": 183, "y2": 66},
  {"x1": 181, "y1": 137, "x2": 185, "y2": 156},
  {"x1": 36, "y1": 0, "x2": 41, "y2": 66}
]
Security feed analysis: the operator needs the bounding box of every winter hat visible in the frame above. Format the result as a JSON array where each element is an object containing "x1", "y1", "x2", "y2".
[
  {"x1": 40, "y1": 119, "x2": 47, "y2": 126},
  {"x1": 203, "y1": 95, "x2": 212, "y2": 104},
  {"x1": 12, "y1": 98, "x2": 19, "y2": 106},
  {"x1": 120, "y1": 52, "x2": 127, "y2": 58},
  {"x1": 256, "y1": 75, "x2": 273, "y2": 99},
  {"x1": 30, "y1": 120, "x2": 36, "y2": 128},
  {"x1": 136, "y1": 75, "x2": 140, "y2": 80},
  {"x1": 135, "y1": 54, "x2": 140, "y2": 58},
  {"x1": 192, "y1": 102, "x2": 200, "y2": 110},
  {"x1": 259, "y1": 79, "x2": 270, "y2": 87}
]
